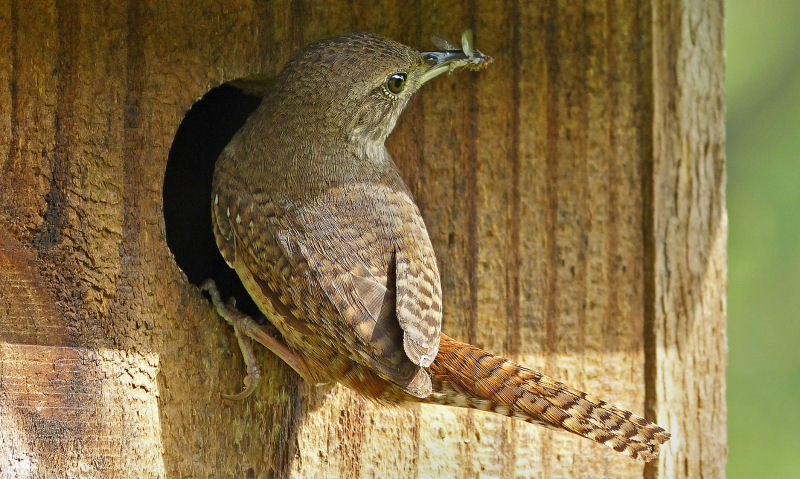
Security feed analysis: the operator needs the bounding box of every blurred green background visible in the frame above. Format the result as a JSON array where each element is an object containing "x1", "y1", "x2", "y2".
[{"x1": 726, "y1": 1, "x2": 800, "y2": 477}]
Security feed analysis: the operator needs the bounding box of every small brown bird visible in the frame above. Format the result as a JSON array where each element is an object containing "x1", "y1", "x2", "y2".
[{"x1": 203, "y1": 31, "x2": 670, "y2": 462}]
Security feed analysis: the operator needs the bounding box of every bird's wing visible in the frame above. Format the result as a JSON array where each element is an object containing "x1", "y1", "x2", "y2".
[
  {"x1": 211, "y1": 175, "x2": 438, "y2": 398},
  {"x1": 393, "y1": 215, "x2": 442, "y2": 368},
  {"x1": 289, "y1": 183, "x2": 442, "y2": 370}
]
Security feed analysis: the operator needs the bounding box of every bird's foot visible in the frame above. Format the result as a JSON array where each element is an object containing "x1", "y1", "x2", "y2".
[
  {"x1": 201, "y1": 279, "x2": 264, "y2": 399},
  {"x1": 200, "y1": 278, "x2": 314, "y2": 396}
]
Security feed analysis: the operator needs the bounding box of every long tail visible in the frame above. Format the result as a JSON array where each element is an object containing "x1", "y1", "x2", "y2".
[{"x1": 424, "y1": 334, "x2": 670, "y2": 462}]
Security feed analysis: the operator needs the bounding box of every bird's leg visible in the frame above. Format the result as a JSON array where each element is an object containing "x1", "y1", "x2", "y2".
[
  {"x1": 221, "y1": 296, "x2": 265, "y2": 400},
  {"x1": 201, "y1": 279, "x2": 263, "y2": 399},
  {"x1": 200, "y1": 278, "x2": 312, "y2": 399}
]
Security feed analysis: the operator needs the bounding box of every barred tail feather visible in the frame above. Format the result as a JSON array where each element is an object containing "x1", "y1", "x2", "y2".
[{"x1": 424, "y1": 334, "x2": 670, "y2": 462}]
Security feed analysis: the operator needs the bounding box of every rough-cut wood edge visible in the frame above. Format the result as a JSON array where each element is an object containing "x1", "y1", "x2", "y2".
[{"x1": 646, "y1": 0, "x2": 727, "y2": 477}]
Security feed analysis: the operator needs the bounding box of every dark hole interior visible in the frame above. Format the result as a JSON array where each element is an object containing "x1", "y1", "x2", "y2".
[{"x1": 163, "y1": 83, "x2": 262, "y2": 318}]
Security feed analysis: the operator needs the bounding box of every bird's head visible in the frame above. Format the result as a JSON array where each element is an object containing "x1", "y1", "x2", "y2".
[{"x1": 274, "y1": 31, "x2": 492, "y2": 145}]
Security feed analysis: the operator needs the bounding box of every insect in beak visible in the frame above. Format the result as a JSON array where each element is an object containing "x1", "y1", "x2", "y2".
[{"x1": 419, "y1": 29, "x2": 493, "y2": 85}]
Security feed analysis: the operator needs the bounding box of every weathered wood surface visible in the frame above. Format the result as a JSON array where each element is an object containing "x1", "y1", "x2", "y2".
[
  {"x1": 0, "y1": 1, "x2": 725, "y2": 477},
  {"x1": 648, "y1": 1, "x2": 727, "y2": 477}
]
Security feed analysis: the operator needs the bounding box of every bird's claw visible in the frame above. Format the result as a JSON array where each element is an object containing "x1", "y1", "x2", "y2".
[
  {"x1": 201, "y1": 278, "x2": 264, "y2": 400},
  {"x1": 221, "y1": 354, "x2": 262, "y2": 400},
  {"x1": 201, "y1": 279, "x2": 314, "y2": 393}
]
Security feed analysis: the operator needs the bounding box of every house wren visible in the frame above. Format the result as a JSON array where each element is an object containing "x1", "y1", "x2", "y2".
[{"x1": 203, "y1": 31, "x2": 669, "y2": 461}]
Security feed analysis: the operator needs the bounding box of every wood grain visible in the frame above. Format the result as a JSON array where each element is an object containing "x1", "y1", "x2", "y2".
[
  {"x1": 0, "y1": 1, "x2": 725, "y2": 477},
  {"x1": 648, "y1": 1, "x2": 728, "y2": 477}
]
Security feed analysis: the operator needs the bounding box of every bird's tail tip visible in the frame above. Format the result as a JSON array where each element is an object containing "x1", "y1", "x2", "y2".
[{"x1": 425, "y1": 334, "x2": 670, "y2": 462}]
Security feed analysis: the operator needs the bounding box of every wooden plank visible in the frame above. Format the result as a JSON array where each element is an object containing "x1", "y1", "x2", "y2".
[
  {"x1": 0, "y1": 1, "x2": 726, "y2": 476},
  {"x1": 648, "y1": 1, "x2": 728, "y2": 477}
]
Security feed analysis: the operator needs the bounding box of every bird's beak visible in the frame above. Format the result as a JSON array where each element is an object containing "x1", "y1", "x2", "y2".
[{"x1": 419, "y1": 49, "x2": 493, "y2": 85}]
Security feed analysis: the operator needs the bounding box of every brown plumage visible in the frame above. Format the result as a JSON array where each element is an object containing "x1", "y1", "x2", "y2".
[
  {"x1": 206, "y1": 31, "x2": 669, "y2": 461},
  {"x1": 426, "y1": 335, "x2": 669, "y2": 462}
]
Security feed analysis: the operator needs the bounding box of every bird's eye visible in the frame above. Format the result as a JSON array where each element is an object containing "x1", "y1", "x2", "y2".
[{"x1": 385, "y1": 72, "x2": 407, "y2": 95}]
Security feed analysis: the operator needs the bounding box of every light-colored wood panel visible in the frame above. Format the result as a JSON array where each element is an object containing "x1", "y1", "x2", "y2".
[{"x1": 650, "y1": 1, "x2": 727, "y2": 477}]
